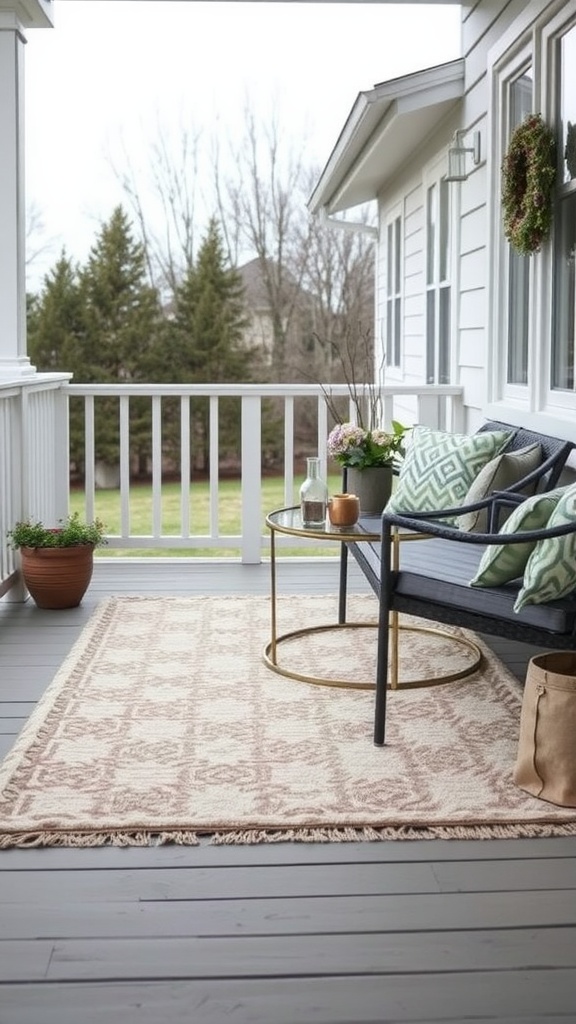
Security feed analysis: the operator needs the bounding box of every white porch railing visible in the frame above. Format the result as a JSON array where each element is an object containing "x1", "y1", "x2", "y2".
[
  {"x1": 0, "y1": 373, "x2": 71, "y2": 600},
  {"x1": 0, "y1": 378, "x2": 465, "y2": 596}
]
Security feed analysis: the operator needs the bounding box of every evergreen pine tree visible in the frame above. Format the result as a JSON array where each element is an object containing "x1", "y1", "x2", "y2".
[
  {"x1": 77, "y1": 206, "x2": 164, "y2": 470},
  {"x1": 171, "y1": 217, "x2": 254, "y2": 469},
  {"x1": 27, "y1": 252, "x2": 83, "y2": 373}
]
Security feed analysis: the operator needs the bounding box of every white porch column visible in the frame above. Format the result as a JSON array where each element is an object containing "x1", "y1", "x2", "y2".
[{"x1": 0, "y1": 1, "x2": 53, "y2": 380}]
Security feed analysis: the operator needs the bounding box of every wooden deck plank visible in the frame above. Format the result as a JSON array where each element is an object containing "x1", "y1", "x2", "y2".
[
  {"x1": 1, "y1": 972, "x2": 576, "y2": 1024},
  {"x1": 1, "y1": 834, "x2": 574, "y2": 868},
  {"x1": 1, "y1": 858, "x2": 575, "y2": 904},
  {"x1": 0, "y1": 863, "x2": 442, "y2": 902},
  {"x1": 0, "y1": 925, "x2": 569, "y2": 982},
  {"x1": 2, "y1": 888, "x2": 576, "y2": 940},
  {"x1": 0, "y1": 717, "x2": 26, "y2": 735},
  {"x1": 2, "y1": 888, "x2": 569, "y2": 942}
]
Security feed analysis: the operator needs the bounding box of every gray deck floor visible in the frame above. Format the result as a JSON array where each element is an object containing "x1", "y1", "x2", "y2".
[{"x1": 0, "y1": 558, "x2": 575, "y2": 1024}]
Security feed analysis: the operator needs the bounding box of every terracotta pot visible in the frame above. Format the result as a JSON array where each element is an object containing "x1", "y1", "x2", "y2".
[
  {"x1": 328, "y1": 493, "x2": 360, "y2": 527},
  {"x1": 20, "y1": 545, "x2": 95, "y2": 609}
]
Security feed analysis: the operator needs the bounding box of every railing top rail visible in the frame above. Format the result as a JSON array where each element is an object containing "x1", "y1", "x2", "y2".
[
  {"x1": 62, "y1": 382, "x2": 465, "y2": 398},
  {"x1": 0, "y1": 372, "x2": 72, "y2": 396}
]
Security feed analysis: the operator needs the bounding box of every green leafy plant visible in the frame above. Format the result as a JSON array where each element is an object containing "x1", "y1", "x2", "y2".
[
  {"x1": 7, "y1": 512, "x2": 108, "y2": 550},
  {"x1": 327, "y1": 420, "x2": 407, "y2": 470},
  {"x1": 502, "y1": 113, "x2": 556, "y2": 256}
]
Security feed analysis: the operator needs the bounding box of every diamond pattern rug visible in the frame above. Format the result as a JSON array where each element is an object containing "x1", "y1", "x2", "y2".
[{"x1": 1, "y1": 594, "x2": 575, "y2": 847}]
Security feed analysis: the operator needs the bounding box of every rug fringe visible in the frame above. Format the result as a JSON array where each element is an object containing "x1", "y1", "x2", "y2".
[
  {"x1": 209, "y1": 822, "x2": 576, "y2": 844},
  {"x1": 2, "y1": 821, "x2": 576, "y2": 849},
  {"x1": 0, "y1": 830, "x2": 201, "y2": 849}
]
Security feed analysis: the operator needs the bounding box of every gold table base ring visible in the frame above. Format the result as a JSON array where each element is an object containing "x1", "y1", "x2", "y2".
[{"x1": 263, "y1": 622, "x2": 482, "y2": 691}]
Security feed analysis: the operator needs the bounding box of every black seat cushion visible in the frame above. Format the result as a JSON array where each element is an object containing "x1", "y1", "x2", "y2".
[{"x1": 354, "y1": 536, "x2": 576, "y2": 635}]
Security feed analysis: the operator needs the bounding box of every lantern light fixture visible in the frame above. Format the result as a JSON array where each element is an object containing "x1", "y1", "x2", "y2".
[{"x1": 446, "y1": 129, "x2": 481, "y2": 182}]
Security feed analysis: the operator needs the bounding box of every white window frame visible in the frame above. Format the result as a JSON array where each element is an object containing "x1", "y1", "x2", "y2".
[
  {"x1": 423, "y1": 156, "x2": 455, "y2": 386},
  {"x1": 488, "y1": 37, "x2": 535, "y2": 411},
  {"x1": 381, "y1": 205, "x2": 403, "y2": 376},
  {"x1": 487, "y1": 0, "x2": 576, "y2": 433},
  {"x1": 542, "y1": 12, "x2": 576, "y2": 406}
]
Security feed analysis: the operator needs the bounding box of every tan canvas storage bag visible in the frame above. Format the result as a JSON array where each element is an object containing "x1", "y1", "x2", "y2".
[{"x1": 514, "y1": 652, "x2": 576, "y2": 807}]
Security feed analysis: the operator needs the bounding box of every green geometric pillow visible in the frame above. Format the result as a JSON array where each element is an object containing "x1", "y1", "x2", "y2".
[
  {"x1": 470, "y1": 489, "x2": 564, "y2": 588},
  {"x1": 459, "y1": 442, "x2": 542, "y2": 533},
  {"x1": 386, "y1": 426, "x2": 512, "y2": 523},
  {"x1": 514, "y1": 484, "x2": 576, "y2": 612}
]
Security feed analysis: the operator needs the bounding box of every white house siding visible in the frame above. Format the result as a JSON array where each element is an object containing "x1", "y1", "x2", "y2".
[
  {"x1": 375, "y1": 0, "x2": 569, "y2": 434},
  {"x1": 375, "y1": 122, "x2": 461, "y2": 429},
  {"x1": 402, "y1": 185, "x2": 426, "y2": 382},
  {"x1": 454, "y1": 0, "x2": 529, "y2": 428},
  {"x1": 457, "y1": 163, "x2": 488, "y2": 417}
]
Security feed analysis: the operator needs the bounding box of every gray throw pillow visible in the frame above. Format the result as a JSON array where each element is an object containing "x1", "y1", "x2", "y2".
[{"x1": 459, "y1": 442, "x2": 542, "y2": 532}]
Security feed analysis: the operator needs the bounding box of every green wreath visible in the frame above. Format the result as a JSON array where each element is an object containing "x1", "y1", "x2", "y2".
[{"x1": 501, "y1": 113, "x2": 556, "y2": 256}]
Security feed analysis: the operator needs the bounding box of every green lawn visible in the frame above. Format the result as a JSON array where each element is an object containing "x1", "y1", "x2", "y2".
[{"x1": 70, "y1": 475, "x2": 343, "y2": 557}]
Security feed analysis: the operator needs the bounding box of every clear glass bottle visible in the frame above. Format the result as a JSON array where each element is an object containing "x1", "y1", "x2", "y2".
[{"x1": 299, "y1": 457, "x2": 328, "y2": 528}]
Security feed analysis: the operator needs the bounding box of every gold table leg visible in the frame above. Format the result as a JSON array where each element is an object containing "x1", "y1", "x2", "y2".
[{"x1": 263, "y1": 520, "x2": 483, "y2": 691}]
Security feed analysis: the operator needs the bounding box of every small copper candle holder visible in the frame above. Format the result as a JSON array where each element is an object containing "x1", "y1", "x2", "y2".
[{"x1": 328, "y1": 493, "x2": 360, "y2": 528}]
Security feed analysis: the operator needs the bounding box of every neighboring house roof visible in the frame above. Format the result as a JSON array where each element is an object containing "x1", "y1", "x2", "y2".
[
  {"x1": 308, "y1": 59, "x2": 465, "y2": 216},
  {"x1": 238, "y1": 258, "x2": 272, "y2": 310},
  {"x1": 238, "y1": 257, "x2": 311, "y2": 311}
]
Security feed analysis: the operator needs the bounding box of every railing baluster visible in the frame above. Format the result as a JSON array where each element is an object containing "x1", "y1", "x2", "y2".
[
  {"x1": 209, "y1": 396, "x2": 219, "y2": 540},
  {"x1": 151, "y1": 396, "x2": 163, "y2": 539},
  {"x1": 84, "y1": 395, "x2": 96, "y2": 522},
  {"x1": 241, "y1": 395, "x2": 262, "y2": 563},
  {"x1": 180, "y1": 395, "x2": 191, "y2": 538},
  {"x1": 284, "y1": 398, "x2": 294, "y2": 507},
  {"x1": 119, "y1": 395, "x2": 131, "y2": 539}
]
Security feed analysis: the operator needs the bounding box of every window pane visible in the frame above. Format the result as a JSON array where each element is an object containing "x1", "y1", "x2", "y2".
[
  {"x1": 510, "y1": 69, "x2": 532, "y2": 127},
  {"x1": 426, "y1": 185, "x2": 437, "y2": 285},
  {"x1": 561, "y1": 25, "x2": 576, "y2": 184},
  {"x1": 552, "y1": 191, "x2": 576, "y2": 390},
  {"x1": 552, "y1": 27, "x2": 576, "y2": 391},
  {"x1": 385, "y1": 218, "x2": 402, "y2": 368},
  {"x1": 507, "y1": 67, "x2": 532, "y2": 386},
  {"x1": 386, "y1": 301, "x2": 393, "y2": 367},
  {"x1": 394, "y1": 217, "x2": 401, "y2": 292},
  {"x1": 426, "y1": 291, "x2": 435, "y2": 383},
  {"x1": 507, "y1": 255, "x2": 530, "y2": 384},
  {"x1": 439, "y1": 179, "x2": 450, "y2": 282},
  {"x1": 439, "y1": 287, "x2": 451, "y2": 384},
  {"x1": 394, "y1": 298, "x2": 401, "y2": 367}
]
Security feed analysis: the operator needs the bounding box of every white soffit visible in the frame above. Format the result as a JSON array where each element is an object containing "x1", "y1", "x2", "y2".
[
  {"x1": 308, "y1": 59, "x2": 464, "y2": 216},
  {"x1": 0, "y1": 0, "x2": 53, "y2": 28}
]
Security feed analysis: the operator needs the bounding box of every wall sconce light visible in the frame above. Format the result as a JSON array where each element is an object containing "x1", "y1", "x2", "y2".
[{"x1": 446, "y1": 129, "x2": 481, "y2": 182}]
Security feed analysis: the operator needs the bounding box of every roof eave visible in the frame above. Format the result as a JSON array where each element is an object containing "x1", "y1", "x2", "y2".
[
  {"x1": 0, "y1": 0, "x2": 54, "y2": 28},
  {"x1": 308, "y1": 58, "x2": 465, "y2": 216}
]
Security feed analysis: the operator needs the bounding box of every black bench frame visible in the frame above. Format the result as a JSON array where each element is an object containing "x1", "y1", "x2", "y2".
[{"x1": 343, "y1": 421, "x2": 575, "y2": 746}]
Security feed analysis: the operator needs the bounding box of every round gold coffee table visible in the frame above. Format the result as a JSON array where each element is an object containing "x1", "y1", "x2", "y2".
[{"x1": 263, "y1": 506, "x2": 481, "y2": 691}]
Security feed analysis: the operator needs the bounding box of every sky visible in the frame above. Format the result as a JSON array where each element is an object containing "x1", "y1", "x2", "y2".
[{"x1": 24, "y1": 1, "x2": 461, "y2": 290}]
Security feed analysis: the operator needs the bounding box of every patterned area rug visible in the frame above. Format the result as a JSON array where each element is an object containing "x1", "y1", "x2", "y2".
[{"x1": 1, "y1": 594, "x2": 575, "y2": 848}]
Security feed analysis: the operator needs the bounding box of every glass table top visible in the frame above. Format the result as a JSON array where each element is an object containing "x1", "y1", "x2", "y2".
[{"x1": 266, "y1": 506, "x2": 381, "y2": 541}]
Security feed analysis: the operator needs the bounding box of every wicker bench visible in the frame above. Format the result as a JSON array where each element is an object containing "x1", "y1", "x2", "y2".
[{"x1": 345, "y1": 422, "x2": 576, "y2": 745}]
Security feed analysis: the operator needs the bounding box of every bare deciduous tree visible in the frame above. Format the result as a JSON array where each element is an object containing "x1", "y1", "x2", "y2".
[
  {"x1": 111, "y1": 120, "x2": 202, "y2": 299},
  {"x1": 26, "y1": 202, "x2": 57, "y2": 271},
  {"x1": 214, "y1": 108, "x2": 315, "y2": 381}
]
